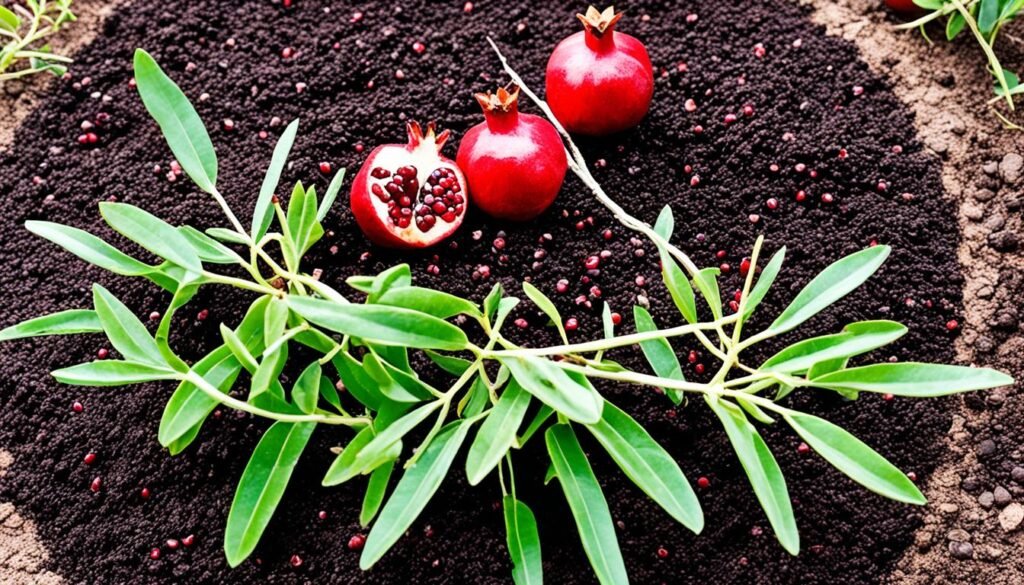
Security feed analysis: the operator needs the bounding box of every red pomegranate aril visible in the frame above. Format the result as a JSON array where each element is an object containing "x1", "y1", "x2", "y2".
[
  {"x1": 739, "y1": 258, "x2": 751, "y2": 276},
  {"x1": 565, "y1": 318, "x2": 579, "y2": 331},
  {"x1": 457, "y1": 86, "x2": 566, "y2": 221},
  {"x1": 90, "y1": 477, "x2": 102, "y2": 492},
  {"x1": 697, "y1": 476, "x2": 710, "y2": 489},
  {"x1": 72, "y1": 401, "x2": 84, "y2": 413},
  {"x1": 290, "y1": 555, "x2": 303, "y2": 568},
  {"x1": 141, "y1": 487, "x2": 151, "y2": 499},
  {"x1": 182, "y1": 534, "x2": 195, "y2": 547},
  {"x1": 545, "y1": 6, "x2": 654, "y2": 135},
  {"x1": 150, "y1": 548, "x2": 161, "y2": 560},
  {"x1": 946, "y1": 319, "x2": 959, "y2": 331},
  {"x1": 83, "y1": 452, "x2": 96, "y2": 465},
  {"x1": 350, "y1": 122, "x2": 467, "y2": 248},
  {"x1": 797, "y1": 442, "x2": 810, "y2": 454},
  {"x1": 348, "y1": 534, "x2": 366, "y2": 551},
  {"x1": 766, "y1": 198, "x2": 779, "y2": 210},
  {"x1": 611, "y1": 312, "x2": 622, "y2": 325},
  {"x1": 167, "y1": 539, "x2": 180, "y2": 550},
  {"x1": 319, "y1": 161, "x2": 331, "y2": 174}
]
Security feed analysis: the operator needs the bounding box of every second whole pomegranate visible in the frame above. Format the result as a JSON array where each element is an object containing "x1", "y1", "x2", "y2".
[{"x1": 457, "y1": 85, "x2": 567, "y2": 221}]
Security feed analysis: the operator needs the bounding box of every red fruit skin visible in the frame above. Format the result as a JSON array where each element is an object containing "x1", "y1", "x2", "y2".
[
  {"x1": 457, "y1": 100, "x2": 567, "y2": 221},
  {"x1": 885, "y1": 0, "x2": 923, "y2": 14},
  {"x1": 545, "y1": 27, "x2": 654, "y2": 136},
  {"x1": 349, "y1": 123, "x2": 467, "y2": 249}
]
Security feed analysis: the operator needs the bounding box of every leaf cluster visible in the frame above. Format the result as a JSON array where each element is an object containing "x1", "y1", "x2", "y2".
[
  {"x1": 0, "y1": 47, "x2": 1013, "y2": 585},
  {"x1": 0, "y1": 0, "x2": 76, "y2": 82}
]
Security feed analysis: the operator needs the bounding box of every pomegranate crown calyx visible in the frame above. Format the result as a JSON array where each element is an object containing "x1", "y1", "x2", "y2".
[
  {"x1": 474, "y1": 84, "x2": 520, "y2": 113},
  {"x1": 406, "y1": 121, "x2": 451, "y2": 152},
  {"x1": 577, "y1": 5, "x2": 622, "y2": 37}
]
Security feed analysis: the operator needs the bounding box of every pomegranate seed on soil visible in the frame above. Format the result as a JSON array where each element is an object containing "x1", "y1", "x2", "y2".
[
  {"x1": 97, "y1": 348, "x2": 109, "y2": 359},
  {"x1": 565, "y1": 318, "x2": 578, "y2": 331},
  {"x1": 182, "y1": 535, "x2": 195, "y2": 547},
  {"x1": 90, "y1": 477, "x2": 102, "y2": 493},
  {"x1": 140, "y1": 487, "x2": 151, "y2": 499},
  {"x1": 657, "y1": 547, "x2": 669, "y2": 559},
  {"x1": 348, "y1": 534, "x2": 365, "y2": 551},
  {"x1": 167, "y1": 539, "x2": 179, "y2": 550},
  {"x1": 697, "y1": 477, "x2": 711, "y2": 489},
  {"x1": 290, "y1": 555, "x2": 303, "y2": 568},
  {"x1": 319, "y1": 162, "x2": 331, "y2": 174},
  {"x1": 83, "y1": 453, "x2": 96, "y2": 465},
  {"x1": 797, "y1": 443, "x2": 810, "y2": 454},
  {"x1": 150, "y1": 548, "x2": 160, "y2": 560},
  {"x1": 72, "y1": 401, "x2": 83, "y2": 413}
]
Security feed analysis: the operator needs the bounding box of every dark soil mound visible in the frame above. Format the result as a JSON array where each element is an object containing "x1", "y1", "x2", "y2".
[{"x1": 0, "y1": 0, "x2": 962, "y2": 583}]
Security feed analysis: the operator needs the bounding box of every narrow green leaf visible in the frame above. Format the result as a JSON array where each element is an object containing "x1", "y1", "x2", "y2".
[
  {"x1": 760, "y1": 321, "x2": 907, "y2": 374},
  {"x1": 368, "y1": 264, "x2": 412, "y2": 303},
  {"x1": 100, "y1": 202, "x2": 202, "y2": 272},
  {"x1": 179, "y1": 225, "x2": 243, "y2": 264},
  {"x1": 523, "y1": 282, "x2": 568, "y2": 344},
  {"x1": 979, "y1": 0, "x2": 1002, "y2": 33},
  {"x1": 92, "y1": 284, "x2": 164, "y2": 366},
  {"x1": 633, "y1": 306, "x2": 684, "y2": 405},
  {"x1": 356, "y1": 401, "x2": 442, "y2": 470},
  {"x1": 224, "y1": 421, "x2": 315, "y2": 567},
  {"x1": 784, "y1": 412, "x2": 925, "y2": 505},
  {"x1": 263, "y1": 296, "x2": 289, "y2": 348},
  {"x1": 768, "y1": 246, "x2": 889, "y2": 336},
  {"x1": 484, "y1": 283, "x2": 503, "y2": 320},
  {"x1": 693, "y1": 268, "x2": 722, "y2": 319},
  {"x1": 323, "y1": 426, "x2": 375, "y2": 486},
  {"x1": 736, "y1": 396, "x2": 776, "y2": 424},
  {"x1": 252, "y1": 119, "x2": 299, "y2": 240},
  {"x1": 500, "y1": 356, "x2": 603, "y2": 424},
  {"x1": 360, "y1": 459, "x2": 395, "y2": 526},
  {"x1": 587, "y1": 401, "x2": 703, "y2": 533},
  {"x1": 424, "y1": 350, "x2": 472, "y2": 376},
  {"x1": 317, "y1": 168, "x2": 347, "y2": 222},
  {"x1": 26, "y1": 221, "x2": 153, "y2": 277},
  {"x1": 288, "y1": 296, "x2": 468, "y2": 351},
  {"x1": 159, "y1": 297, "x2": 268, "y2": 450},
  {"x1": 250, "y1": 344, "x2": 288, "y2": 402},
  {"x1": 811, "y1": 363, "x2": 1013, "y2": 397},
  {"x1": 292, "y1": 361, "x2": 321, "y2": 414},
  {"x1": 331, "y1": 351, "x2": 385, "y2": 411},
  {"x1": 946, "y1": 11, "x2": 967, "y2": 40},
  {"x1": 466, "y1": 380, "x2": 532, "y2": 485},
  {"x1": 545, "y1": 425, "x2": 628, "y2": 585},
  {"x1": 52, "y1": 360, "x2": 179, "y2": 386},
  {"x1": 0, "y1": 6, "x2": 21, "y2": 32},
  {"x1": 220, "y1": 324, "x2": 259, "y2": 373},
  {"x1": 661, "y1": 255, "x2": 697, "y2": 324},
  {"x1": 133, "y1": 49, "x2": 217, "y2": 194},
  {"x1": 287, "y1": 182, "x2": 324, "y2": 259},
  {"x1": 653, "y1": 205, "x2": 674, "y2": 240},
  {"x1": 518, "y1": 405, "x2": 554, "y2": 447},
  {"x1": 360, "y1": 421, "x2": 471, "y2": 569},
  {"x1": 504, "y1": 496, "x2": 543, "y2": 585},
  {"x1": 0, "y1": 309, "x2": 101, "y2": 341},
  {"x1": 462, "y1": 376, "x2": 491, "y2": 418},
  {"x1": 160, "y1": 346, "x2": 240, "y2": 452},
  {"x1": 495, "y1": 297, "x2": 521, "y2": 331},
  {"x1": 742, "y1": 246, "x2": 785, "y2": 322},
  {"x1": 377, "y1": 287, "x2": 481, "y2": 319},
  {"x1": 362, "y1": 350, "x2": 432, "y2": 402},
  {"x1": 206, "y1": 227, "x2": 248, "y2": 245},
  {"x1": 707, "y1": 397, "x2": 799, "y2": 554}
]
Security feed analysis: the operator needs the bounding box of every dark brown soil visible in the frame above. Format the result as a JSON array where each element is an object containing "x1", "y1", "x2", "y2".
[{"x1": 0, "y1": 0, "x2": 967, "y2": 583}]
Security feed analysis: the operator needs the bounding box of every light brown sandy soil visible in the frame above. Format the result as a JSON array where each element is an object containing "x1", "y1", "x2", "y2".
[
  {"x1": 0, "y1": 0, "x2": 114, "y2": 150},
  {"x1": 1, "y1": 0, "x2": 1022, "y2": 583},
  {"x1": 0, "y1": 1, "x2": 114, "y2": 581},
  {"x1": 806, "y1": 1, "x2": 1024, "y2": 583}
]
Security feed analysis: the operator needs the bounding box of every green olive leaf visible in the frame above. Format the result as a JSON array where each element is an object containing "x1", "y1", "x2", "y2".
[{"x1": 134, "y1": 49, "x2": 217, "y2": 194}]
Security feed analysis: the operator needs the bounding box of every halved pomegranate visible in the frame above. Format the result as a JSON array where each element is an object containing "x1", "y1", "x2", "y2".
[{"x1": 350, "y1": 122, "x2": 467, "y2": 248}]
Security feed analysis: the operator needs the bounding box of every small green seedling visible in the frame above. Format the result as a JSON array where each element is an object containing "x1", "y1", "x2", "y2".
[{"x1": 0, "y1": 0, "x2": 76, "y2": 82}]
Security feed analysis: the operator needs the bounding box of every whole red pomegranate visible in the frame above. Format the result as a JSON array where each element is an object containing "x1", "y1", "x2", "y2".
[
  {"x1": 884, "y1": 0, "x2": 923, "y2": 14},
  {"x1": 545, "y1": 5, "x2": 654, "y2": 136},
  {"x1": 456, "y1": 86, "x2": 567, "y2": 221},
  {"x1": 350, "y1": 122, "x2": 467, "y2": 248}
]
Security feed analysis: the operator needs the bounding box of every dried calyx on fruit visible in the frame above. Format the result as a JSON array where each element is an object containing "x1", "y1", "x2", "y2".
[
  {"x1": 457, "y1": 85, "x2": 568, "y2": 221},
  {"x1": 350, "y1": 121, "x2": 467, "y2": 248},
  {"x1": 545, "y1": 5, "x2": 654, "y2": 136}
]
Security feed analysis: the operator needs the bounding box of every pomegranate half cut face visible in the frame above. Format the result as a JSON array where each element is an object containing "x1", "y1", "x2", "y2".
[{"x1": 350, "y1": 122, "x2": 468, "y2": 249}]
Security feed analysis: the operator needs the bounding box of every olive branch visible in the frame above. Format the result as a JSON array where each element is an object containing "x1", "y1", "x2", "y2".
[{"x1": 0, "y1": 46, "x2": 1012, "y2": 585}]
